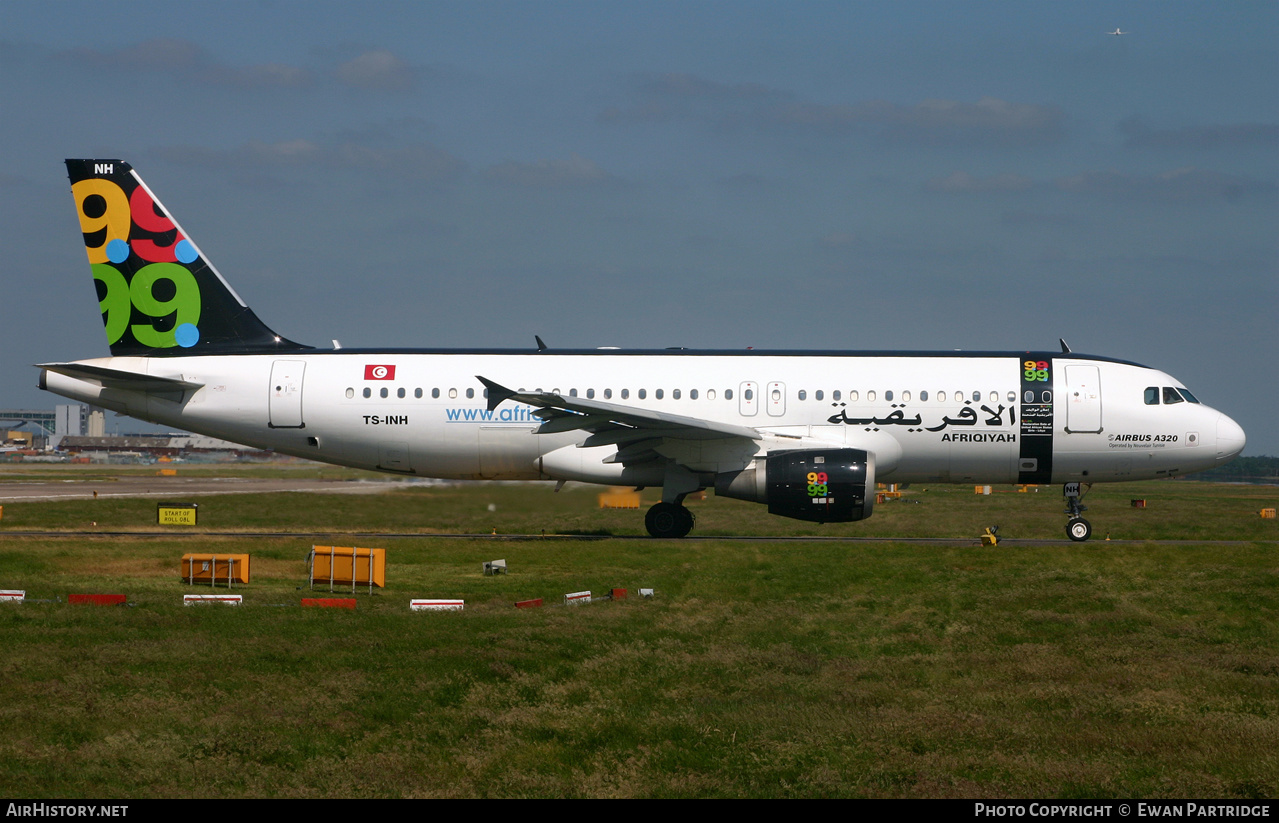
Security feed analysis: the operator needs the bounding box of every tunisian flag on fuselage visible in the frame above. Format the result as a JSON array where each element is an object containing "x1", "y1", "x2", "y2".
[{"x1": 364, "y1": 365, "x2": 396, "y2": 380}]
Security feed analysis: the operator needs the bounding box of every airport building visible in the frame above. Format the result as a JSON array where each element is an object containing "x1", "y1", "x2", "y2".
[{"x1": 2, "y1": 403, "x2": 267, "y2": 462}]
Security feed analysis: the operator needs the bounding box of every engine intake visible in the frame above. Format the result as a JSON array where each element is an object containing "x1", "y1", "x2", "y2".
[{"x1": 715, "y1": 448, "x2": 875, "y2": 523}]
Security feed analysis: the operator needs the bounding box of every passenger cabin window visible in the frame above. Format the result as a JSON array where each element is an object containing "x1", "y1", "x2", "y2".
[
  {"x1": 796, "y1": 390, "x2": 805, "y2": 401},
  {"x1": 725, "y1": 389, "x2": 733, "y2": 400},
  {"x1": 432, "y1": 388, "x2": 440, "y2": 399},
  {"x1": 902, "y1": 391, "x2": 911, "y2": 402},
  {"x1": 448, "y1": 388, "x2": 457, "y2": 399},
  {"x1": 885, "y1": 390, "x2": 893, "y2": 401},
  {"x1": 867, "y1": 391, "x2": 876, "y2": 402},
  {"x1": 744, "y1": 388, "x2": 753, "y2": 401},
  {"x1": 466, "y1": 388, "x2": 474, "y2": 399},
  {"x1": 937, "y1": 391, "x2": 945, "y2": 402},
  {"x1": 415, "y1": 388, "x2": 422, "y2": 399},
  {"x1": 919, "y1": 390, "x2": 928, "y2": 401},
  {"x1": 832, "y1": 390, "x2": 841, "y2": 401},
  {"x1": 363, "y1": 388, "x2": 371, "y2": 398},
  {"x1": 1145, "y1": 387, "x2": 1159, "y2": 405},
  {"x1": 849, "y1": 391, "x2": 859, "y2": 402},
  {"x1": 345, "y1": 388, "x2": 354, "y2": 399},
  {"x1": 639, "y1": 389, "x2": 647, "y2": 399},
  {"x1": 587, "y1": 389, "x2": 595, "y2": 399},
  {"x1": 655, "y1": 389, "x2": 663, "y2": 400},
  {"x1": 1162, "y1": 387, "x2": 1184, "y2": 405},
  {"x1": 621, "y1": 389, "x2": 629, "y2": 399},
  {"x1": 397, "y1": 388, "x2": 405, "y2": 398},
  {"x1": 380, "y1": 388, "x2": 388, "y2": 398}
]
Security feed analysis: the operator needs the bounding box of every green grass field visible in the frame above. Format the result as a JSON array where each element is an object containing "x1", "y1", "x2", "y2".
[{"x1": 0, "y1": 468, "x2": 1275, "y2": 797}]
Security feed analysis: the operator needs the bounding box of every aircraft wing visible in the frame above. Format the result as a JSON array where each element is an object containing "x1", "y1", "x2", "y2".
[
  {"x1": 477, "y1": 375, "x2": 761, "y2": 450},
  {"x1": 38, "y1": 363, "x2": 205, "y2": 393}
]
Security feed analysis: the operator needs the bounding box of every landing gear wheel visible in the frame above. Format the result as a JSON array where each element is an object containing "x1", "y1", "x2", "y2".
[
  {"x1": 645, "y1": 502, "x2": 695, "y2": 538},
  {"x1": 1067, "y1": 517, "x2": 1092, "y2": 542}
]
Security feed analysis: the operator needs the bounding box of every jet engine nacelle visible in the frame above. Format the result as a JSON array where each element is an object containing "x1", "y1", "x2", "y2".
[{"x1": 714, "y1": 448, "x2": 875, "y2": 523}]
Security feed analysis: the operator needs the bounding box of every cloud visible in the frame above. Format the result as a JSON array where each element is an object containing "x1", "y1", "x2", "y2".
[
  {"x1": 66, "y1": 38, "x2": 313, "y2": 89},
  {"x1": 599, "y1": 73, "x2": 792, "y2": 126},
  {"x1": 334, "y1": 49, "x2": 416, "y2": 91},
  {"x1": 1055, "y1": 167, "x2": 1276, "y2": 202},
  {"x1": 484, "y1": 154, "x2": 614, "y2": 189},
  {"x1": 763, "y1": 97, "x2": 1065, "y2": 146},
  {"x1": 600, "y1": 73, "x2": 1064, "y2": 147},
  {"x1": 69, "y1": 38, "x2": 205, "y2": 72},
  {"x1": 639, "y1": 72, "x2": 792, "y2": 102},
  {"x1": 155, "y1": 139, "x2": 466, "y2": 182},
  {"x1": 1119, "y1": 118, "x2": 1279, "y2": 150},
  {"x1": 923, "y1": 171, "x2": 1034, "y2": 193}
]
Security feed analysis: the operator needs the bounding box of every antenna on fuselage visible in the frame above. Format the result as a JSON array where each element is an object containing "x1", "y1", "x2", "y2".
[
  {"x1": 1059, "y1": 338, "x2": 1072, "y2": 353},
  {"x1": 535, "y1": 335, "x2": 548, "y2": 352}
]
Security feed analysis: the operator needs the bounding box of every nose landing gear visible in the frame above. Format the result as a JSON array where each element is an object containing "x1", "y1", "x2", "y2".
[{"x1": 1063, "y1": 481, "x2": 1093, "y2": 542}]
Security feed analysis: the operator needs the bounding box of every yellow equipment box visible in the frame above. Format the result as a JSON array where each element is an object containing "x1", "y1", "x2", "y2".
[
  {"x1": 598, "y1": 488, "x2": 641, "y2": 509},
  {"x1": 181, "y1": 553, "x2": 250, "y2": 586},
  {"x1": 309, "y1": 546, "x2": 386, "y2": 592}
]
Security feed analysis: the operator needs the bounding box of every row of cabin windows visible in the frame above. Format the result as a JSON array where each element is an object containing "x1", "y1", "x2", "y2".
[
  {"x1": 349, "y1": 387, "x2": 486, "y2": 400},
  {"x1": 345, "y1": 386, "x2": 1020, "y2": 404}
]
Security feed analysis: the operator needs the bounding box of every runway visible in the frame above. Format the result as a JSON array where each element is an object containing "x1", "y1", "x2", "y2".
[
  {"x1": 0, "y1": 475, "x2": 421, "y2": 503},
  {"x1": 0, "y1": 529, "x2": 1259, "y2": 546}
]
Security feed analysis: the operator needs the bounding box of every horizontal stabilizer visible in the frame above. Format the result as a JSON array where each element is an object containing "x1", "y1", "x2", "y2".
[{"x1": 38, "y1": 362, "x2": 204, "y2": 393}]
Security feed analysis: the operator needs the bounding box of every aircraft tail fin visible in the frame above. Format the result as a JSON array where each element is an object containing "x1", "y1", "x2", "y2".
[{"x1": 65, "y1": 159, "x2": 310, "y2": 357}]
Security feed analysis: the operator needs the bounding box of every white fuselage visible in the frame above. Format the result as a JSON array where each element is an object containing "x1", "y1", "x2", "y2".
[{"x1": 42, "y1": 350, "x2": 1245, "y2": 487}]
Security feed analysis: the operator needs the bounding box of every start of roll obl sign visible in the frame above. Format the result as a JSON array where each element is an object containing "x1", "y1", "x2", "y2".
[{"x1": 158, "y1": 502, "x2": 198, "y2": 526}]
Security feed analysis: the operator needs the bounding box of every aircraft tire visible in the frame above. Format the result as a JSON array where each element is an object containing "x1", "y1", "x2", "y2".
[
  {"x1": 646, "y1": 502, "x2": 694, "y2": 538},
  {"x1": 1066, "y1": 517, "x2": 1092, "y2": 542}
]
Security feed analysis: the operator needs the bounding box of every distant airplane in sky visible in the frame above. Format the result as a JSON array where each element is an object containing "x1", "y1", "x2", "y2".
[{"x1": 1108, "y1": 28, "x2": 1127, "y2": 36}]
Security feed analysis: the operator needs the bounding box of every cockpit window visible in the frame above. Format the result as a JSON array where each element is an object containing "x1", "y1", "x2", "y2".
[
  {"x1": 1144, "y1": 387, "x2": 1159, "y2": 405},
  {"x1": 1162, "y1": 386, "x2": 1184, "y2": 405},
  {"x1": 1177, "y1": 388, "x2": 1200, "y2": 404}
]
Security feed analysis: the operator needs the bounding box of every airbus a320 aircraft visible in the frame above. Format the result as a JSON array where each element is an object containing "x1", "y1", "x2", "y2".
[{"x1": 40, "y1": 160, "x2": 1246, "y2": 540}]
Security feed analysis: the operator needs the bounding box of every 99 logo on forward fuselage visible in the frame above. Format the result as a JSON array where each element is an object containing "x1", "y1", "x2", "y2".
[{"x1": 72, "y1": 177, "x2": 202, "y2": 348}]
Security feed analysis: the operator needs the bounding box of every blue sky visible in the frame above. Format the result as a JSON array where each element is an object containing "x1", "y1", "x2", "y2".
[{"x1": 2, "y1": 1, "x2": 1275, "y2": 452}]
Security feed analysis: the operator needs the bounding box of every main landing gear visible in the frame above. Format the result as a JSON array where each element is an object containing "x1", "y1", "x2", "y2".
[
  {"x1": 1063, "y1": 481, "x2": 1093, "y2": 542},
  {"x1": 645, "y1": 501, "x2": 696, "y2": 538}
]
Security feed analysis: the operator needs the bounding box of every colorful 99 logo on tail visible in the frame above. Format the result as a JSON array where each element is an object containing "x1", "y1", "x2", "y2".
[
  {"x1": 65, "y1": 160, "x2": 303, "y2": 356},
  {"x1": 70, "y1": 161, "x2": 203, "y2": 351}
]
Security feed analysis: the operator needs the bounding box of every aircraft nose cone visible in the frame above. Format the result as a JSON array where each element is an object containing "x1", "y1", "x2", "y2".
[{"x1": 1216, "y1": 414, "x2": 1246, "y2": 462}]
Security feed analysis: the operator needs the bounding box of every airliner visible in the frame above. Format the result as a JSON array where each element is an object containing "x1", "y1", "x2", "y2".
[{"x1": 39, "y1": 160, "x2": 1246, "y2": 540}]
